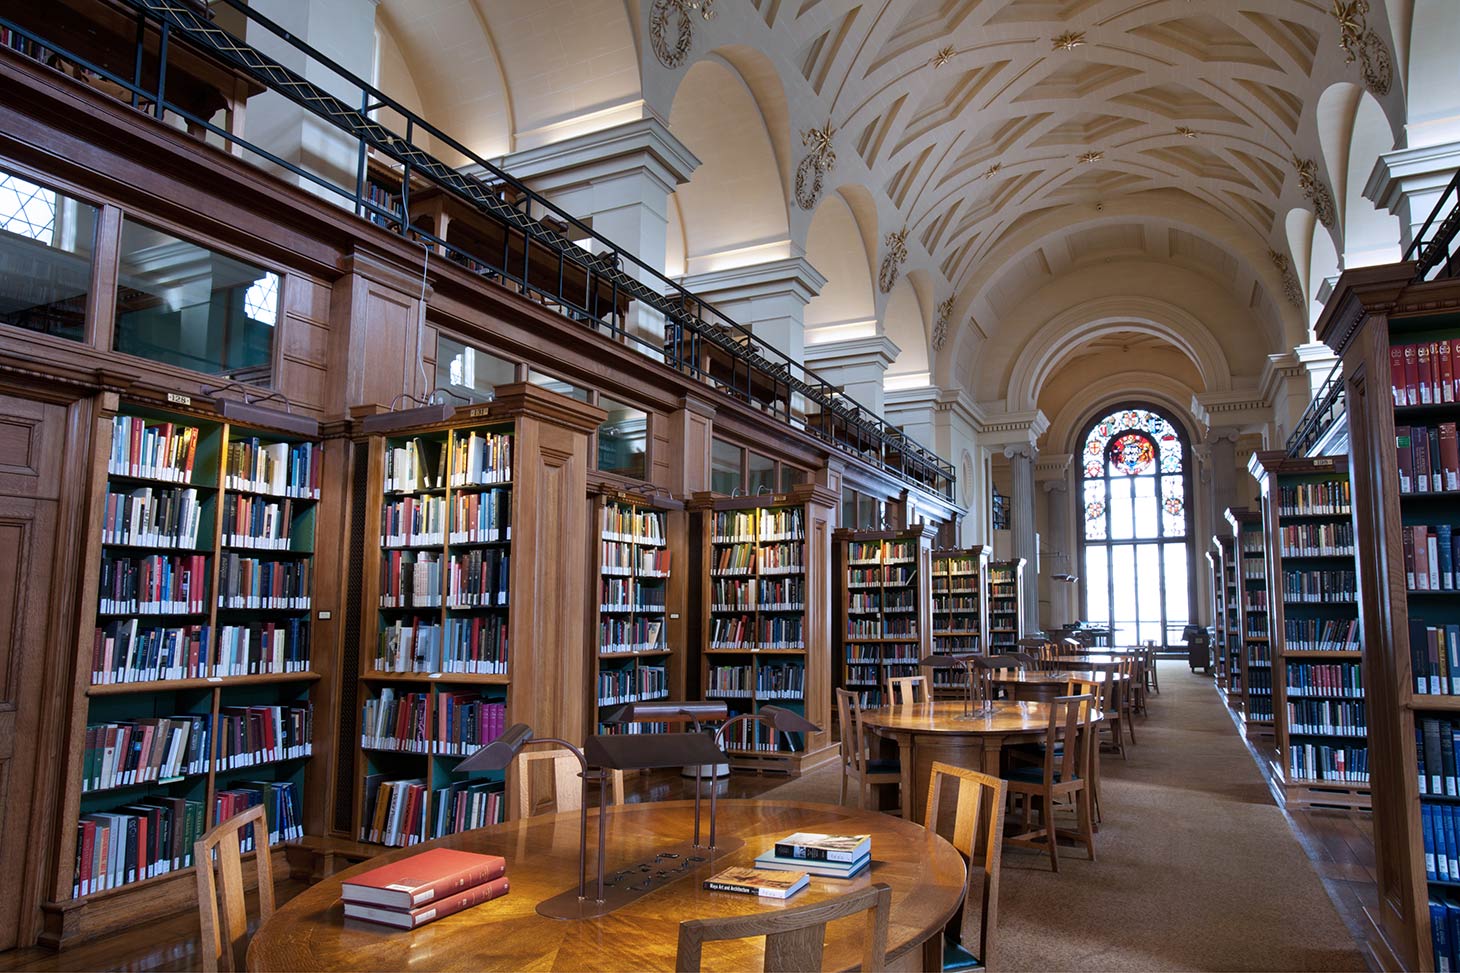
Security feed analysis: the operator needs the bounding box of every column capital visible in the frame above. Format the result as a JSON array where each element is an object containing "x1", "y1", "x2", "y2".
[
  {"x1": 978, "y1": 406, "x2": 1049, "y2": 449},
  {"x1": 1365, "y1": 140, "x2": 1460, "y2": 218},
  {"x1": 803, "y1": 333, "x2": 901, "y2": 372},
  {"x1": 678, "y1": 255, "x2": 827, "y2": 308},
  {"x1": 494, "y1": 115, "x2": 700, "y2": 197},
  {"x1": 1041, "y1": 478, "x2": 1069, "y2": 494},
  {"x1": 1003, "y1": 442, "x2": 1036, "y2": 462}
]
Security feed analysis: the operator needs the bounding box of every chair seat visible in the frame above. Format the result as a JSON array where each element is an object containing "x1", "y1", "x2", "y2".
[
  {"x1": 1003, "y1": 764, "x2": 1079, "y2": 785},
  {"x1": 943, "y1": 935, "x2": 983, "y2": 971},
  {"x1": 866, "y1": 758, "x2": 901, "y2": 774}
]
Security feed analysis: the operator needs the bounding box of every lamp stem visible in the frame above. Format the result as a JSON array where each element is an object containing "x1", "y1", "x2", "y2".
[
  {"x1": 532, "y1": 737, "x2": 590, "y2": 902},
  {"x1": 597, "y1": 772, "x2": 608, "y2": 903}
]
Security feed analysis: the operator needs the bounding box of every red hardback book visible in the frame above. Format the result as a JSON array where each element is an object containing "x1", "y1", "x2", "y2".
[
  {"x1": 1416, "y1": 526, "x2": 1432, "y2": 590},
  {"x1": 1419, "y1": 343, "x2": 1436, "y2": 404},
  {"x1": 1441, "y1": 341, "x2": 1456, "y2": 404},
  {"x1": 1406, "y1": 344, "x2": 1421, "y2": 406},
  {"x1": 344, "y1": 874, "x2": 510, "y2": 929},
  {"x1": 1434, "y1": 342, "x2": 1447, "y2": 404},
  {"x1": 341, "y1": 848, "x2": 507, "y2": 909},
  {"x1": 1392, "y1": 344, "x2": 1408, "y2": 406}
]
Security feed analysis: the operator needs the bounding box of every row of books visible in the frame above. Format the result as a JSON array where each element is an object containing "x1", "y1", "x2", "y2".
[
  {"x1": 598, "y1": 618, "x2": 664, "y2": 654},
  {"x1": 1286, "y1": 699, "x2": 1366, "y2": 737},
  {"x1": 1397, "y1": 424, "x2": 1460, "y2": 494},
  {"x1": 74, "y1": 798, "x2": 206, "y2": 897},
  {"x1": 934, "y1": 635, "x2": 980, "y2": 653},
  {"x1": 720, "y1": 719, "x2": 801, "y2": 753},
  {"x1": 1279, "y1": 522, "x2": 1354, "y2": 557},
  {"x1": 444, "y1": 550, "x2": 511, "y2": 606},
  {"x1": 846, "y1": 618, "x2": 918, "y2": 639},
  {"x1": 432, "y1": 782, "x2": 506, "y2": 839},
  {"x1": 1248, "y1": 667, "x2": 1272, "y2": 697},
  {"x1": 932, "y1": 595, "x2": 979, "y2": 612},
  {"x1": 1282, "y1": 617, "x2": 1360, "y2": 653},
  {"x1": 759, "y1": 543, "x2": 803, "y2": 572},
  {"x1": 711, "y1": 508, "x2": 804, "y2": 542},
  {"x1": 217, "y1": 555, "x2": 310, "y2": 610},
  {"x1": 109, "y1": 417, "x2": 201, "y2": 484},
  {"x1": 1245, "y1": 589, "x2": 1269, "y2": 611},
  {"x1": 433, "y1": 694, "x2": 507, "y2": 756},
  {"x1": 1282, "y1": 569, "x2": 1356, "y2": 603},
  {"x1": 98, "y1": 554, "x2": 208, "y2": 615},
  {"x1": 82, "y1": 715, "x2": 210, "y2": 792},
  {"x1": 225, "y1": 439, "x2": 321, "y2": 499},
  {"x1": 220, "y1": 495, "x2": 300, "y2": 550},
  {"x1": 215, "y1": 619, "x2": 311, "y2": 676},
  {"x1": 1277, "y1": 481, "x2": 1351, "y2": 517},
  {"x1": 600, "y1": 503, "x2": 667, "y2": 544},
  {"x1": 451, "y1": 490, "x2": 511, "y2": 544},
  {"x1": 374, "y1": 616, "x2": 509, "y2": 674},
  {"x1": 361, "y1": 689, "x2": 507, "y2": 754},
  {"x1": 1390, "y1": 340, "x2": 1460, "y2": 407},
  {"x1": 1418, "y1": 716, "x2": 1460, "y2": 796},
  {"x1": 595, "y1": 666, "x2": 668, "y2": 705},
  {"x1": 1430, "y1": 896, "x2": 1460, "y2": 973},
  {"x1": 1425, "y1": 803, "x2": 1460, "y2": 884},
  {"x1": 709, "y1": 616, "x2": 805, "y2": 650},
  {"x1": 599, "y1": 578, "x2": 666, "y2": 611},
  {"x1": 1288, "y1": 744, "x2": 1368, "y2": 783},
  {"x1": 213, "y1": 705, "x2": 313, "y2": 769},
  {"x1": 1287, "y1": 662, "x2": 1363, "y2": 698},
  {"x1": 378, "y1": 551, "x2": 512, "y2": 608},
  {"x1": 360, "y1": 776, "x2": 426, "y2": 847},
  {"x1": 1404, "y1": 525, "x2": 1460, "y2": 590},
  {"x1": 102, "y1": 487, "x2": 203, "y2": 550},
  {"x1": 91, "y1": 621, "x2": 208, "y2": 684},
  {"x1": 381, "y1": 493, "x2": 512, "y2": 548},
  {"x1": 1412, "y1": 622, "x2": 1460, "y2": 696},
  {"x1": 450, "y1": 431, "x2": 512, "y2": 488},
  {"x1": 381, "y1": 496, "x2": 445, "y2": 547},
  {"x1": 601, "y1": 541, "x2": 671, "y2": 575},
  {"x1": 705, "y1": 663, "x2": 805, "y2": 699},
  {"x1": 1248, "y1": 696, "x2": 1275, "y2": 721},
  {"x1": 932, "y1": 578, "x2": 981, "y2": 593}
]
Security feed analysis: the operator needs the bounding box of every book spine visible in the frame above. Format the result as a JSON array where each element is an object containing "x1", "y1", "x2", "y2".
[
  {"x1": 703, "y1": 881, "x2": 765, "y2": 896},
  {"x1": 772, "y1": 843, "x2": 858, "y2": 863}
]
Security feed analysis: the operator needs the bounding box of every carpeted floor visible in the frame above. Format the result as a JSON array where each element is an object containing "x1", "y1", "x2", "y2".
[{"x1": 762, "y1": 663, "x2": 1369, "y2": 972}]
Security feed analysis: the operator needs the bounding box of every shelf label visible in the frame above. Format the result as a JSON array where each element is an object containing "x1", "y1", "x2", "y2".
[
  {"x1": 207, "y1": 676, "x2": 222, "y2": 683},
  {"x1": 429, "y1": 672, "x2": 442, "y2": 679},
  {"x1": 467, "y1": 406, "x2": 491, "y2": 418},
  {"x1": 670, "y1": 613, "x2": 680, "y2": 619},
  {"x1": 318, "y1": 610, "x2": 332, "y2": 620},
  {"x1": 167, "y1": 392, "x2": 192, "y2": 406}
]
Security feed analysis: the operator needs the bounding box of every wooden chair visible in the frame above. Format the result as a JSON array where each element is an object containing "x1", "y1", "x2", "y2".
[
  {"x1": 1087, "y1": 668, "x2": 1126, "y2": 760},
  {"x1": 195, "y1": 804, "x2": 273, "y2": 973},
  {"x1": 924, "y1": 764, "x2": 1006, "y2": 971},
  {"x1": 1005, "y1": 651, "x2": 1038, "y2": 669},
  {"x1": 886, "y1": 674, "x2": 928, "y2": 705},
  {"x1": 1002, "y1": 694, "x2": 1096, "y2": 872},
  {"x1": 1117, "y1": 656, "x2": 1139, "y2": 744},
  {"x1": 676, "y1": 882, "x2": 892, "y2": 972},
  {"x1": 1065, "y1": 678, "x2": 1104, "y2": 825},
  {"x1": 515, "y1": 747, "x2": 624, "y2": 818},
  {"x1": 1142, "y1": 643, "x2": 1160, "y2": 697},
  {"x1": 835, "y1": 688, "x2": 901, "y2": 812}
]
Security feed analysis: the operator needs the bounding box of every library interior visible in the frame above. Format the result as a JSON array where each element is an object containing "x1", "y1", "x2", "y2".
[{"x1": 0, "y1": 0, "x2": 1458, "y2": 970}]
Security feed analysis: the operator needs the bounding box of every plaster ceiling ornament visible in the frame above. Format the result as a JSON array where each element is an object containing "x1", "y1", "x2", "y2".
[
  {"x1": 1332, "y1": 0, "x2": 1393, "y2": 96},
  {"x1": 878, "y1": 227, "x2": 909, "y2": 293},
  {"x1": 1292, "y1": 156, "x2": 1337, "y2": 228},
  {"x1": 649, "y1": 0, "x2": 714, "y2": 69},
  {"x1": 1268, "y1": 248, "x2": 1305, "y2": 308},
  {"x1": 932, "y1": 295, "x2": 954, "y2": 351},
  {"x1": 1175, "y1": 126, "x2": 1198, "y2": 139},
  {"x1": 931, "y1": 45, "x2": 955, "y2": 68},
  {"x1": 1078, "y1": 151, "x2": 1103, "y2": 165},
  {"x1": 794, "y1": 123, "x2": 836, "y2": 211},
  {"x1": 982, "y1": 162, "x2": 1002, "y2": 179},
  {"x1": 1052, "y1": 31, "x2": 1086, "y2": 51}
]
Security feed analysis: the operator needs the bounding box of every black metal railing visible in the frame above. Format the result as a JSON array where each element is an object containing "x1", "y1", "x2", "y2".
[
  {"x1": 1407, "y1": 168, "x2": 1460, "y2": 283},
  {"x1": 1286, "y1": 362, "x2": 1345, "y2": 457},
  {"x1": 0, "y1": 0, "x2": 955, "y2": 500}
]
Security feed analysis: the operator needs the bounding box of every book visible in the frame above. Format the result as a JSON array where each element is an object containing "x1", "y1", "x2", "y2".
[
  {"x1": 341, "y1": 848, "x2": 507, "y2": 909},
  {"x1": 702, "y1": 865, "x2": 808, "y2": 899},
  {"x1": 343, "y1": 875, "x2": 510, "y2": 929},
  {"x1": 753, "y1": 849, "x2": 871, "y2": 879},
  {"x1": 772, "y1": 832, "x2": 871, "y2": 863}
]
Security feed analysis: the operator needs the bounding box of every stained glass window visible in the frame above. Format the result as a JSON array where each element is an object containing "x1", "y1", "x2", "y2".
[{"x1": 1080, "y1": 406, "x2": 1191, "y2": 646}]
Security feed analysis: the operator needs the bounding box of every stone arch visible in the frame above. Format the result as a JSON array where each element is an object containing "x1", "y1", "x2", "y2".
[
  {"x1": 804, "y1": 190, "x2": 877, "y2": 338},
  {"x1": 1343, "y1": 91, "x2": 1404, "y2": 267},
  {"x1": 1049, "y1": 371, "x2": 1204, "y2": 457},
  {"x1": 882, "y1": 273, "x2": 931, "y2": 382}
]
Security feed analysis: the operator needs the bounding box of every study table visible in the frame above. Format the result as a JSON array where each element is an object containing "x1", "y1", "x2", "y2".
[
  {"x1": 858, "y1": 700, "x2": 1103, "y2": 822},
  {"x1": 247, "y1": 799, "x2": 966, "y2": 972},
  {"x1": 988, "y1": 668, "x2": 1129, "y2": 701}
]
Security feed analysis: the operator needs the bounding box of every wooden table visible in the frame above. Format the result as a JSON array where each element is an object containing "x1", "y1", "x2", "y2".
[
  {"x1": 859, "y1": 700, "x2": 1102, "y2": 822},
  {"x1": 988, "y1": 668, "x2": 1129, "y2": 701},
  {"x1": 1052, "y1": 654, "x2": 1126, "y2": 668},
  {"x1": 247, "y1": 800, "x2": 966, "y2": 972}
]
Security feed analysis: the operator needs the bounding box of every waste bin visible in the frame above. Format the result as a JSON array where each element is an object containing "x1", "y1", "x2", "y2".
[{"x1": 1183, "y1": 625, "x2": 1212, "y2": 674}]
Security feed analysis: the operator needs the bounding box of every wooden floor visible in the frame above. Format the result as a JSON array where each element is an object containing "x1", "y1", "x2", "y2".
[{"x1": 1218, "y1": 687, "x2": 1384, "y2": 972}]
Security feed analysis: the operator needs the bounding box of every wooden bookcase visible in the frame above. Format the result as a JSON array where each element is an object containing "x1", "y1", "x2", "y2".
[
  {"x1": 589, "y1": 484, "x2": 688, "y2": 733},
  {"x1": 986, "y1": 558, "x2": 1025, "y2": 652},
  {"x1": 352, "y1": 384, "x2": 604, "y2": 844},
  {"x1": 930, "y1": 546, "x2": 991, "y2": 701},
  {"x1": 1317, "y1": 268, "x2": 1460, "y2": 971},
  {"x1": 46, "y1": 401, "x2": 331, "y2": 945},
  {"x1": 691, "y1": 485, "x2": 839, "y2": 775},
  {"x1": 1227, "y1": 507, "x2": 1273, "y2": 735},
  {"x1": 834, "y1": 526, "x2": 936, "y2": 708},
  {"x1": 1214, "y1": 532, "x2": 1240, "y2": 699},
  {"x1": 1251, "y1": 451, "x2": 1368, "y2": 811}
]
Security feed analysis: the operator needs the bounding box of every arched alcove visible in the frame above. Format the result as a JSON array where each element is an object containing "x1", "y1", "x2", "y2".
[{"x1": 804, "y1": 191, "x2": 877, "y2": 338}]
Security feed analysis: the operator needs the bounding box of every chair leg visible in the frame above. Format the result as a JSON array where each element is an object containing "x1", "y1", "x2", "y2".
[
  {"x1": 839, "y1": 769, "x2": 848, "y2": 806},
  {"x1": 1126, "y1": 707, "x2": 1137, "y2": 744},
  {"x1": 1077, "y1": 786, "x2": 1096, "y2": 862},
  {"x1": 1044, "y1": 790, "x2": 1060, "y2": 873}
]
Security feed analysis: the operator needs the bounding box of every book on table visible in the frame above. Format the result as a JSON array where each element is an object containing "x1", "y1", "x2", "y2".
[
  {"x1": 703, "y1": 866, "x2": 808, "y2": 899},
  {"x1": 753, "y1": 849, "x2": 870, "y2": 879},
  {"x1": 344, "y1": 875, "x2": 510, "y2": 929},
  {"x1": 772, "y1": 832, "x2": 871, "y2": 863},
  {"x1": 341, "y1": 847, "x2": 507, "y2": 909}
]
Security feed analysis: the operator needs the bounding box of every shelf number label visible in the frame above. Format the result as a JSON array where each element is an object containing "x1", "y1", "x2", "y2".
[
  {"x1": 167, "y1": 393, "x2": 192, "y2": 406},
  {"x1": 467, "y1": 407, "x2": 491, "y2": 418},
  {"x1": 207, "y1": 676, "x2": 222, "y2": 683}
]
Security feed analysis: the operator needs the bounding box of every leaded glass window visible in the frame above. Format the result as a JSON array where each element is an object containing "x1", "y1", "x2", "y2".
[{"x1": 1080, "y1": 406, "x2": 1192, "y2": 646}]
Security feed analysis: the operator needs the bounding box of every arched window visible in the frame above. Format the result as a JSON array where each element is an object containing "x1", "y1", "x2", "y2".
[{"x1": 1079, "y1": 405, "x2": 1192, "y2": 646}]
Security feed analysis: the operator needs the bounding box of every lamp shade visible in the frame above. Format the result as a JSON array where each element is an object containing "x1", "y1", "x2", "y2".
[
  {"x1": 599, "y1": 700, "x2": 729, "y2": 725},
  {"x1": 584, "y1": 732, "x2": 727, "y2": 771},
  {"x1": 454, "y1": 723, "x2": 535, "y2": 772},
  {"x1": 755, "y1": 705, "x2": 821, "y2": 734}
]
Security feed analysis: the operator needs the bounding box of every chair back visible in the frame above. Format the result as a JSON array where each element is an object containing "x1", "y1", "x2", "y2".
[
  {"x1": 676, "y1": 882, "x2": 892, "y2": 972},
  {"x1": 195, "y1": 804, "x2": 273, "y2": 973},
  {"x1": 924, "y1": 763, "x2": 1006, "y2": 969},
  {"x1": 886, "y1": 674, "x2": 927, "y2": 706},
  {"x1": 515, "y1": 748, "x2": 623, "y2": 818},
  {"x1": 835, "y1": 688, "x2": 869, "y2": 776},
  {"x1": 1044, "y1": 694, "x2": 1095, "y2": 788},
  {"x1": 1006, "y1": 652, "x2": 1038, "y2": 669}
]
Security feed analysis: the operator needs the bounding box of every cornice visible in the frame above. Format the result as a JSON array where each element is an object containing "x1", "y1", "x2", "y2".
[
  {"x1": 678, "y1": 256, "x2": 827, "y2": 306},
  {"x1": 979, "y1": 406, "x2": 1049, "y2": 447},
  {"x1": 804, "y1": 334, "x2": 901, "y2": 371},
  {"x1": 1314, "y1": 263, "x2": 1417, "y2": 356},
  {"x1": 491, "y1": 115, "x2": 700, "y2": 193},
  {"x1": 1035, "y1": 453, "x2": 1072, "y2": 480},
  {"x1": 1366, "y1": 141, "x2": 1460, "y2": 213}
]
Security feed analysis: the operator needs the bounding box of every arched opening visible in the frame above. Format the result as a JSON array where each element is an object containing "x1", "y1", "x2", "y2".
[{"x1": 1078, "y1": 404, "x2": 1194, "y2": 647}]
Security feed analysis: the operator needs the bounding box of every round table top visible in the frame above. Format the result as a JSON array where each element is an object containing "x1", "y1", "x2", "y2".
[
  {"x1": 1052, "y1": 654, "x2": 1128, "y2": 666},
  {"x1": 859, "y1": 699, "x2": 1103, "y2": 735},
  {"x1": 247, "y1": 800, "x2": 966, "y2": 972},
  {"x1": 988, "y1": 668, "x2": 1130, "y2": 685}
]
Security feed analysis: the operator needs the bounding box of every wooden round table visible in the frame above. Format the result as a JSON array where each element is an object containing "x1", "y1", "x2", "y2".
[
  {"x1": 247, "y1": 800, "x2": 967, "y2": 972},
  {"x1": 987, "y1": 668, "x2": 1128, "y2": 701},
  {"x1": 1052, "y1": 654, "x2": 1125, "y2": 668},
  {"x1": 859, "y1": 700, "x2": 1103, "y2": 822}
]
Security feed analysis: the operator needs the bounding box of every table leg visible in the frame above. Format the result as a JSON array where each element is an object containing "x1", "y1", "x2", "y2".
[
  {"x1": 898, "y1": 735, "x2": 916, "y2": 821},
  {"x1": 980, "y1": 736, "x2": 1004, "y2": 776}
]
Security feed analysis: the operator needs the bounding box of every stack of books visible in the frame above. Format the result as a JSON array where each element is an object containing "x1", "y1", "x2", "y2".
[
  {"x1": 754, "y1": 832, "x2": 872, "y2": 879},
  {"x1": 703, "y1": 865, "x2": 808, "y2": 899},
  {"x1": 341, "y1": 848, "x2": 509, "y2": 929}
]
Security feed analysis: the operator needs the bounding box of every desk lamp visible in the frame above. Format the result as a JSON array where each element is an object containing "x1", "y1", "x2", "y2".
[{"x1": 918, "y1": 653, "x2": 995, "y2": 719}]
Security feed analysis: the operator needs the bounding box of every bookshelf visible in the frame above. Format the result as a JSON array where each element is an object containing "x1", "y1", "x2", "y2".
[
  {"x1": 834, "y1": 527, "x2": 936, "y2": 708},
  {"x1": 1317, "y1": 269, "x2": 1460, "y2": 971},
  {"x1": 590, "y1": 485, "x2": 687, "y2": 734},
  {"x1": 691, "y1": 485, "x2": 839, "y2": 775},
  {"x1": 352, "y1": 384, "x2": 604, "y2": 845},
  {"x1": 1214, "y1": 532, "x2": 1240, "y2": 700},
  {"x1": 986, "y1": 558, "x2": 1025, "y2": 652},
  {"x1": 930, "y1": 546, "x2": 990, "y2": 698},
  {"x1": 1251, "y1": 452, "x2": 1368, "y2": 811},
  {"x1": 49, "y1": 402, "x2": 328, "y2": 943},
  {"x1": 1226, "y1": 507, "x2": 1273, "y2": 735}
]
